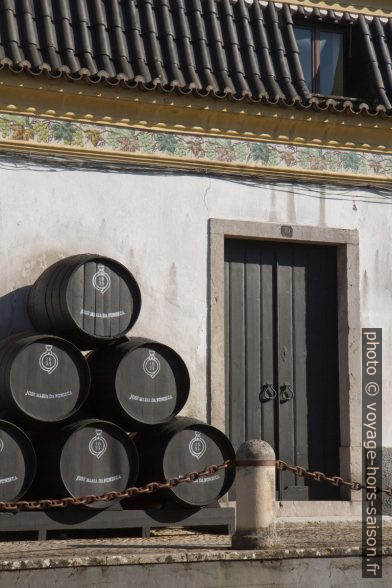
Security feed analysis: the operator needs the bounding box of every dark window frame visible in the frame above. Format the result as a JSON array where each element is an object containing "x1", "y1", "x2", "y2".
[{"x1": 293, "y1": 22, "x2": 348, "y2": 98}]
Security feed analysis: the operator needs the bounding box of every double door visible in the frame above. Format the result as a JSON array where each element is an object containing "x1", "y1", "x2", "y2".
[{"x1": 224, "y1": 239, "x2": 340, "y2": 500}]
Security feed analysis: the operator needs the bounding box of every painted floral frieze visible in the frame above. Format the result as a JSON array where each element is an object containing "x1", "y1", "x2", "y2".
[{"x1": 0, "y1": 113, "x2": 391, "y2": 178}]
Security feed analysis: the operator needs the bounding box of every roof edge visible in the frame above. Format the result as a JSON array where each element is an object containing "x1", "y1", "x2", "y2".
[
  {"x1": 0, "y1": 72, "x2": 390, "y2": 156},
  {"x1": 265, "y1": 0, "x2": 392, "y2": 18}
]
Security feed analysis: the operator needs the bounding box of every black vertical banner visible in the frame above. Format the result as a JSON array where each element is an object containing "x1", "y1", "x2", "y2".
[{"x1": 362, "y1": 329, "x2": 382, "y2": 579}]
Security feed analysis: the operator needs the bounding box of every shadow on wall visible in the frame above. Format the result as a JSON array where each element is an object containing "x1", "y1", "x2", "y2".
[{"x1": 0, "y1": 286, "x2": 33, "y2": 340}]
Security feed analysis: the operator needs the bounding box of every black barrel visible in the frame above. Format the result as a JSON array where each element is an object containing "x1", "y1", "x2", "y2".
[
  {"x1": 87, "y1": 338, "x2": 190, "y2": 429},
  {"x1": 27, "y1": 254, "x2": 141, "y2": 349},
  {"x1": 32, "y1": 419, "x2": 139, "y2": 509},
  {"x1": 0, "y1": 420, "x2": 37, "y2": 501},
  {"x1": 134, "y1": 417, "x2": 235, "y2": 507},
  {"x1": 0, "y1": 333, "x2": 90, "y2": 426}
]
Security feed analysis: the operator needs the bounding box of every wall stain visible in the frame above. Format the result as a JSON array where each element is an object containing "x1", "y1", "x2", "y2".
[
  {"x1": 269, "y1": 188, "x2": 278, "y2": 222},
  {"x1": 374, "y1": 249, "x2": 380, "y2": 282},
  {"x1": 166, "y1": 262, "x2": 178, "y2": 305},
  {"x1": 362, "y1": 269, "x2": 368, "y2": 309},
  {"x1": 319, "y1": 186, "x2": 327, "y2": 227},
  {"x1": 6, "y1": 250, "x2": 66, "y2": 291},
  {"x1": 286, "y1": 191, "x2": 297, "y2": 223}
]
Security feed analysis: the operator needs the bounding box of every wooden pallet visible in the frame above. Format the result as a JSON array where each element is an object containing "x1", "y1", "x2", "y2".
[{"x1": 0, "y1": 506, "x2": 235, "y2": 540}]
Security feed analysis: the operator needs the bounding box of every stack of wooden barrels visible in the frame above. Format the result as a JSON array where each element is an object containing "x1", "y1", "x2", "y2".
[{"x1": 0, "y1": 254, "x2": 235, "y2": 511}]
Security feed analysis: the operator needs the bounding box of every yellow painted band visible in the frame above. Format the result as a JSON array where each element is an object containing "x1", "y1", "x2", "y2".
[{"x1": 1, "y1": 139, "x2": 391, "y2": 189}]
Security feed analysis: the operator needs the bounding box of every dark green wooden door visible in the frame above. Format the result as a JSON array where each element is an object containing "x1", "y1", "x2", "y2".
[{"x1": 224, "y1": 239, "x2": 340, "y2": 500}]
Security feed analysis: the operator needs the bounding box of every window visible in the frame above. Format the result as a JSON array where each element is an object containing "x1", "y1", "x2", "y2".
[{"x1": 294, "y1": 25, "x2": 345, "y2": 97}]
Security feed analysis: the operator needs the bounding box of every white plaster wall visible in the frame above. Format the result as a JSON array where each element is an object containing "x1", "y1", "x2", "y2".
[{"x1": 0, "y1": 161, "x2": 390, "y2": 441}]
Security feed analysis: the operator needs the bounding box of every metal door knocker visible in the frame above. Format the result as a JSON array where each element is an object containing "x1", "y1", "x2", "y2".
[
  {"x1": 279, "y1": 384, "x2": 294, "y2": 403},
  {"x1": 260, "y1": 384, "x2": 277, "y2": 402}
]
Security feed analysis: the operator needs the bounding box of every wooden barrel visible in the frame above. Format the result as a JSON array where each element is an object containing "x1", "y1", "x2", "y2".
[
  {"x1": 0, "y1": 420, "x2": 37, "y2": 501},
  {"x1": 32, "y1": 419, "x2": 139, "y2": 509},
  {"x1": 27, "y1": 254, "x2": 141, "y2": 349},
  {"x1": 133, "y1": 417, "x2": 235, "y2": 507},
  {"x1": 0, "y1": 333, "x2": 90, "y2": 426},
  {"x1": 87, "y1": 338, "x2": 190, "y2": 429}
]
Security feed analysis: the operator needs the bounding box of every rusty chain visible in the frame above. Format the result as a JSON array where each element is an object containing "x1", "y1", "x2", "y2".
[
  {"x1": 1, "y1": 458, "x2": 391, "y2": 512},
  {"x1": 0, "y1": 461, "x2": 233, "y2": 512},
  {"x1": 276, "y1": 459, "x2": 392, "y2": 496}
]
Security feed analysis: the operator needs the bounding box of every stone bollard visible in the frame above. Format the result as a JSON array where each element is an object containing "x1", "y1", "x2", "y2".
[{"x1": 232, "y1": 440, "x2": 277, "y2": 550}]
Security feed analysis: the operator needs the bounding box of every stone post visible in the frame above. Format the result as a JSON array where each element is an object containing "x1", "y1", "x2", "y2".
[{"x1": 232, "y1": 440, "x2": 277, "y2": 549}]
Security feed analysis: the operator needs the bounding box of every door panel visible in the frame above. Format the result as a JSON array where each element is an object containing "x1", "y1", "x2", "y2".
[
  {"x1": 259, "y1": 244, "x2": 275, "y2": 449},
  {"x1": 226, "y1": 241, "x2": 246, "y2": 451},
  {"x1": 244, "y1": 244, "x2": 262, "y2": 442},
  {"x1": 224, "y1": 239, "x2": 340, "y2": 500},
  {"x1": 291, "y1": 248, "x2": 308, "y2": 497},
  {"x1": 276, "y1": 247, "x2": 297, "y2": 499}
]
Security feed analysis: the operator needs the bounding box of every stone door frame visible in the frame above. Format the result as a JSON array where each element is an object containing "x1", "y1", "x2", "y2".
[{"x1": 209, "y1": 219, "x2": 361, "y2": 516}]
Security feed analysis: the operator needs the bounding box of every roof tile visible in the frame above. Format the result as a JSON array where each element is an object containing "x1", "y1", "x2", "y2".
[{"x1": 0, "y1": 0, "x2": 390, "y2": 117}]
